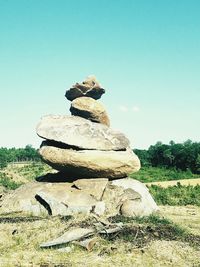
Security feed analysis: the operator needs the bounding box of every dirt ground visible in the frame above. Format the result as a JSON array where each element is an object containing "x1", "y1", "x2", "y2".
[
  {"x1": 146, "y1": 178, "x2": 200, "y2": 188},
  {"x1": 159, "y1": 205, "x2": 200, "y2": 236},
  {"x1": 0, "y1": 206, "x2": 199, "y2": 267}
]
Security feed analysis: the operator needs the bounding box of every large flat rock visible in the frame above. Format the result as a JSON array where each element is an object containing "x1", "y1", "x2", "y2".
[
  {"x1": 39, "y1": 144, "x2": 141, "y2": 178},
  {"x1": 36, "y1": 115, "x2": 129, "y2": 151},
  {"x1": 70, "y1": 97, "x2": 110, "y2": 126},
  {"x1": 0, "y1": 181, "x2": 97, "y2": 216},
  {"x1": 0, "y1": 178, "x2": 158, "y2": 217}
]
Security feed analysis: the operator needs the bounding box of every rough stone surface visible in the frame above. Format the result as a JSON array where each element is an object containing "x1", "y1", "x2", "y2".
[
  {"x1": 0, "y1": 185, "x2": 6, "y2": 195},
  {"x1": 120, "y1": 199, "x2": 144, "y2": 217},
  {"x1": 94, "y1": 201, "x2": 106, "y2": 216},
  {"x1": 40, "y1": 228, "x2": 94, "y2": 248},
  {"x1": 0, "y1": 181, "x2": 97, "y2": 216},
  {"x1": 70, "y1": 97, "x2": 110, "y2": 126},
  {"x1": 36, "y1": 115, "x2": 129, "y2": 151},
  {"x1": 0, "y1": 178, "x2": 158, "y2": 217},
  {"x1": 111, "y1": 178, "x2": 159, "y2": 217},
  {"x1": 73, "y1": 178, "x2": 108, "y2": 200},
  {"x1": 39, "y1": 145, "x2": 140, "y2": 178},
  {"x1": 65, "y1": 76, "x2": 105, "y2": 101}
]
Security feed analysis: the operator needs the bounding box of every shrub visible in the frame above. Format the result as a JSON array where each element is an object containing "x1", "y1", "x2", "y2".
[
  {"x1": 130, "y1": 167, "x2": 198, "y2": 183},
  {"x1": 149, "y1": 184, "x2": 200, "y2": 206}
]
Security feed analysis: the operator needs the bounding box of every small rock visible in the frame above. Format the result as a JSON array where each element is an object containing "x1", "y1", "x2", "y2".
[
  {"x1": 56, "y1": 246, "x2": 73, "y2": 253},
  {"x1": 65, "y1": 76, "x2": 105, "y2": 101},
  {"x1": 120, "y1": 199, "x2": 143, "y2": 217},
  {"x1": 70, "y1": 97, "x2": 110, "y2": 126}
]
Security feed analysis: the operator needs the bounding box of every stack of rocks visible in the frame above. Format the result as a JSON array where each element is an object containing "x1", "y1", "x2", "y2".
[
  {"x1": 0, "y1": 76, "x2": 158, "y2": 218},
  {"x1": 37, "y1": 76, "x2": 140, "y2": 179}
]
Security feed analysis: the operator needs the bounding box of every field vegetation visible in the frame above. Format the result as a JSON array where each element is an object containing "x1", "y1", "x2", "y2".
[
  {"x1": 0, "y1": 162, "x2": 52, "y2": 190},
  {"x1": 134, "y1": 139, "x2": 200, "y2": 174},
  {"x1": 0, "y1": 141, "x2": 200, "y2": 266},
  {"x1": 130, "y1": 166, "x2": 199, "y2": 183},
  {"x1": 0, "y1": 145, "x2": 40, "y2": 168},
  {"x1": 0, "y1": 210, "x2": 199, "y2": 266}
]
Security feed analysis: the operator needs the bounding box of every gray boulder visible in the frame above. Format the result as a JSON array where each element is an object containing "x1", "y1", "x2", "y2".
[
  {"x1": 111, "y1": 179, "x2": 159, "y2": 217},
  {"x1": 0, "y1": 181, "x2": 97, "y2": 216},
  {"x1": 39, "y1": 144, "x2": 140, "y2": 178},
  {"x1": 0, "y1": 178, "x2": 158, "y2": 217},
  {"x1": 36, "y1": 115, "x2": 129, "y2": 151}
]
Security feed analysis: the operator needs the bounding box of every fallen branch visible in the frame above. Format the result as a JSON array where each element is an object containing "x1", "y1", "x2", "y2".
[
  {"x1": 99, "y1": 226, "x2": 123, "y2": 235},
  {"x1": 73, "y1": 237, "x2": 98, "y2": 251}
]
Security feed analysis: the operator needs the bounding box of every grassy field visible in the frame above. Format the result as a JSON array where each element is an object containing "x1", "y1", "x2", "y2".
[
  {"x1": 0, "y1": 210, "x2": 200, "y2": 267},
  {"x1": 0, "y1": 163, "x2": 200, "y2": 266},
  {"x1": 149, "y1": 184, "x2": 200, "y2": 206},
  {"x1": 0, "y1": 162, "x2": 53, "y2": 189},
  {"x1": 129, "y1": 166, "x2": 200, "y2": 207},
  {"x1": 130, "y1": 166, "x2": 199, "y2": 183}
]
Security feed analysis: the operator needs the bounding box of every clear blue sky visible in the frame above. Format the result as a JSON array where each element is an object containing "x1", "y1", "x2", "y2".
[{"x1": 0, "y1": 0, "x2": 199, "y2": 149}]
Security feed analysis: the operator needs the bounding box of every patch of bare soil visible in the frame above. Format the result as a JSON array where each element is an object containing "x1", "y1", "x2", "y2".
[
  {"x1": 159, "y1": 205, "x2": 200, "y2": 235},
  {"x1": 146, "y1": 178, "x2": 200, "y2": 188}
]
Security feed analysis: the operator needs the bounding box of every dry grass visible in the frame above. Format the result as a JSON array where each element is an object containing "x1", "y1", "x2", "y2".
[
  {"x1": 0, "y1": 163, "x2": 54, "y2": 186},
  {"x1": 1, "y1": 167, "x2": 28, "y2": 184},
  {"x1": 159, "y1": 205, "x2": 200, "y2": 236},
  {"x1": 1, "y1": 165, "x2": 200, "y2": 266},
  {"x1": 0, "y1": 207, "x2": 200, "y2": 267}
]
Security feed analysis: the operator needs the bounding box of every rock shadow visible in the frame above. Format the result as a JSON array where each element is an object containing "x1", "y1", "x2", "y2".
[{"x1": 36, "y1": 172, "x2": 79, "y2": 183}]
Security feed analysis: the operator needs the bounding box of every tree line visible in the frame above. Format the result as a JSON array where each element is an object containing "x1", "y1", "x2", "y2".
[
  {"x1": 0, "y1": 145, "x2": 41, "y2": 168},
  {"x1": 0, "y1": 141, "x2": 200, "y2": 174},
  {"x1": 134, "y1": 140, "x2": 200, "y2": 174}
]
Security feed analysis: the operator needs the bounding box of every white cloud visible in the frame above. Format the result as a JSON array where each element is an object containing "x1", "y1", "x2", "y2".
[
  {"x1": 132, "y1": 106, "x2": 140, "y2": 112},
  {"x1": 119, "y1": 105, "x2": 128, "y2": 112},
  {"x1": 119, "y1": 105, "x2": 140, "y2": 113}
]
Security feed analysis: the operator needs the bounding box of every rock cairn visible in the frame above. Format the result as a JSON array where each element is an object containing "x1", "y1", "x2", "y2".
[
  {"x1": 37, "y1": 76, "x2": 140, "y2": 179},
  {"x1": 0, "y1": 76, "x2": 158, "y2": 218}
]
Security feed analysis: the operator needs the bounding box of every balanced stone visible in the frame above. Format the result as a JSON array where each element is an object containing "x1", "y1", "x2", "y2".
[
  {"x1": 36, "y1": 115, "x2": 129, "y2": 151},
  {"x1": 39, "y1": 144, "x2": 140, "y2": 178},
  {"x1": 70, "y1": 97, "x2": 110, "y2": 126},
  {"x1": 65, "y1": 76, "x2": 105, "y2": 101}
]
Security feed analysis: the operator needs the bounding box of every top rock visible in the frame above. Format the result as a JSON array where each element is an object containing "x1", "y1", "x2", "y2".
[{"x1": 65, "y1": 76, "x2": 105, "y2": 101}]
